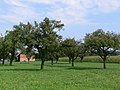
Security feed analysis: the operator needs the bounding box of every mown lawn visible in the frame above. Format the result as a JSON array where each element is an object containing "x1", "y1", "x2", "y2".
[{"x1": 0, "y1": 61, "x2": 120, "y2": 90}]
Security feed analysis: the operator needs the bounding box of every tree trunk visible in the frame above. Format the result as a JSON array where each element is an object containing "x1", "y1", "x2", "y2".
[
  {"x1": 2, "y1": 59, "x2": 5, "y2": 65},
  {"x1": 2, "y1": 53, "x2": 5, "y2": 65},
  {"x1": 10, "y1": 55, "x2": 14, "y2": 66},
  {"x1": 103, "y1": 56, "x2": 106, "y2": 69},
  {"x1": 9, "y1": 52, "x2": 15, "y2": 66},
  {"x1": 10, "y1": 59, "x2": 13, "y2": 66},
  {"x1": 72, "y1": 59, "x2": 74, "y2": 67},
  {"x1": 40, "y1": 46, "x2": 47, "y2": 70},
  {"x1": 80, "y1": 56, "x2": 84, "y2": 63},
  {"x1": 103, "y1": 59, "x2": 106, "y2": 69},
  {"x1": 9, "y1": 47, "x2": 15, "y2": 66},
  {"x1": 41, "y1": 59, "x2": 45, "y2": 70}
]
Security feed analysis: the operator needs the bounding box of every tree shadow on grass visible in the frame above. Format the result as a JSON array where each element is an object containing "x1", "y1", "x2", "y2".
[
  {"x1": 67, "y1": 67, "x2": 102, "y2": 70},
  {"x1": 0, "y1": 68, "x2": 40, "y2": 71},
  {"x1": 46, "y1": 64, "x2": 71, "y2": 68},
  {"x1": 38, "y1": 64, "x2": 102, "y2": 71},
  {"x1": 54, "y1": 62, "x2": 70, "y2": 64},
  {"x1": 0, "y1": 64, "x2": 16, "y2": 66}
]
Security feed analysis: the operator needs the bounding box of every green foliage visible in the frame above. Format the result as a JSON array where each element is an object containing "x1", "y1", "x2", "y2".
[
  {"x1": 78, "y1": 43, "x2": 87, "y2": 62},
  {"x1": 62, "y1": 38, "x2": 79, "y2": 66},
  {"x1": 0, "y1": 17, "x2": 64, "y2": 68},
  {"x1": 0, "y1": 61, "x2": 120, "y2": 90},
  {"x1": 5, "y1": 29, "x2": 22, "y2": 65},
  {"x1": 33, "y1": 17, "x2": 64, "y2": 49},
  {"x1": 84, "y1": 29, "x2": 120, "y2": 56},
  {"x1": 13, "y1": 22, "x2": 34, "y2": 55},
  {"x1": 84, "y1": 29, "x2": 120, "y2": 68},
  {"x1": 32, "y1": 17, "x2": 64, "y2": 69},
  {"x1": 0, "y1": 34, "x2": 10, "y2": 64}
]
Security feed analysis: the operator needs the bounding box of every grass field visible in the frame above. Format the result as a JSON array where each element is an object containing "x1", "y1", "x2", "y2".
[
  {"x1": 59, "y1": 56, "x2": 120, "y2": 63},
  {"x1": 0, "y1": 60, "x2": 120, "y2": 90}
]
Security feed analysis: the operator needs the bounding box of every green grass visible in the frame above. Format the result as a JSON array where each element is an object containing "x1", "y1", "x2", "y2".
[
  {"x1": 83, "y1": 56, "x2": 120, "y2": 63},
  {"x1": 0, "y1": 60, "x2": 120, "y2": 90},
  {"x1": 59, "y1": 56, "x2": 120, "y2": 63}
]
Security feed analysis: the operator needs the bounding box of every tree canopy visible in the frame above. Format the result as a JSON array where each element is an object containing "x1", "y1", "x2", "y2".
[
  {"x1": 62, "y1": 38, "x2": 79, "y2": 66},
  {"x1": 32, "y1": 17, "x2": 64, "y2": 69},
  {"x1": 0, "y1": 18, "x2": 120, "y2": 70},
  {"x1": 84, "y1": 29, "x2": 120, "y2": 69}
]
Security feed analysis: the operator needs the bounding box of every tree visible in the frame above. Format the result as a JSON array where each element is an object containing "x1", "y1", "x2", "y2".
[
  {"x1": 15, "y1": 22, "x2": 34, "y2": 61},
  {"x1": 62, "y1": 38, "x2": 79, "y2": 66},
  {"x1": 33, "y1": 17, "x2": 64, "y2": 70},
  {"x1": 84, "y1": 29, "x2": 120, "y2": 69},
  {"x1": 47, "y1": 42, "x2": 62, "y2": 65},
  {"x1": 0, "y1": 34, "x2": 9, "y2": 64},
  {"x1": 78, "y1": 43, "x2": 87, "y2": 63},
  {"x1": 5, "y1": 28, "x2": 21, "y2": 65}
]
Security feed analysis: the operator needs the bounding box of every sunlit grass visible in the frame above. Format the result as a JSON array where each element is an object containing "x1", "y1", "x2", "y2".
[{"x1": 0, "y1": 60, "x2": 120, "y2": 90}]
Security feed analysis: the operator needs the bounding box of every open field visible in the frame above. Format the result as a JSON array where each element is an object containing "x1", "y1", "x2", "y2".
[
  {"x1": 0, "y1": 58, "x2": 120, "y2": 90},
  {"x1": 59, "y1": 56, "x2": 120, "y2": 63}
]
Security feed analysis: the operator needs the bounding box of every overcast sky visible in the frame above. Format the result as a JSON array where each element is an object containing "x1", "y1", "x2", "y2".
[{"x1": 0, "y1": 0, "x2": 120, "y2": 40}]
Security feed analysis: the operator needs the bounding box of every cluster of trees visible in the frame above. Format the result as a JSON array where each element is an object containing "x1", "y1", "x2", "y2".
[{"x1": 0, "y1": 17, "x2": 120, "y2": 70}]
